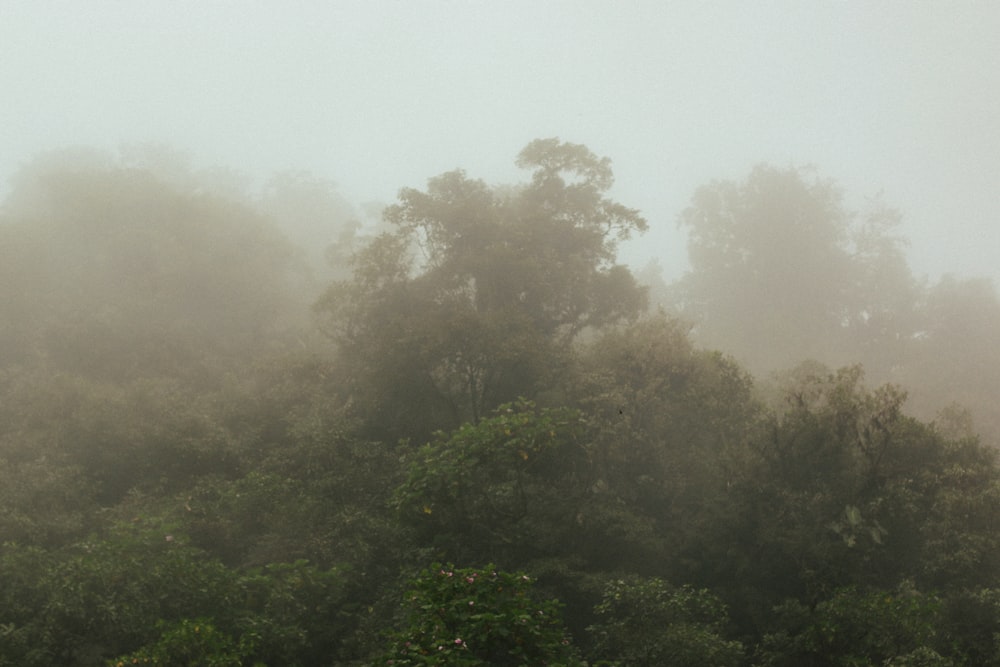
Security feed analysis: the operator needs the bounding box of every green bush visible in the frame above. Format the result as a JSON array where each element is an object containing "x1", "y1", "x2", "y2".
[
  {"x1": 588, "y1": 577, "x2": 743, "y2": 667},
  {"x1": 106, "y1": 618, "x2": 254, "y2": 667},
  {"x1": 382, "y1": 563, "x2": 583, "y2": 666}
]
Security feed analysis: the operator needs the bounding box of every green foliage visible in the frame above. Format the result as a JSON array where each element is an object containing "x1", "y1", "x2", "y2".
[
  {"x1": 0, "y1": 544, "x2": 57, "y2": 666},
  {"x1": 690, "y1": 362, "x2": 1000, "y2": 639},
  {"x1": 0, "y1": 372, "x2": 241, "y2": 504},
  {"x1": 588, "y1": 577, "x2": 743, "y2": 667},
  {"x1": 5, "y1": 141, "x2": 1000, "y2": 667},
  {"x1": 938, "y1": 588, "x2": 1000, "y2": 666},
  {"x1": 828, "y1": 504, "x2": 887, "y2": 549},
  {"x1": 106, "y1": 618, "x2": 252, "y2": 667},
  {"x1": 885, "y1": 647, "x2": 955, "y2": 667},
  {"x1": 0, "y1": 518, "x2": 233, "y2": 665},
  {"x1": 758, "y1": 583, "x2": 945, "y2": 667},
  {"x1": 0, "y1": 453, "x2": 93, "y2": 547},
  {"x1": 228, "y1": 560, "x2": 352, "y2": 666},
  {"x1": 383, "y1": 563, "x2": 583, "y2": 666},
  {"x1": 574, "y1": 314, "x2": 763, "y2": 574},
  {"x1": 393, "y1": 399, "x2": 588, "y2": 566},
  {"x1": 317, "y1": 138, "x2": 647, "y2": 441},
  {"x1": 183, "y1": 472, "x2": 314, "y2": 567},
  {"x1": 723, "y1": 368, "x2": 924, "y2": 603},
  {"x1": 0, "y1": 516, "x2": 352, "y2": 667}
]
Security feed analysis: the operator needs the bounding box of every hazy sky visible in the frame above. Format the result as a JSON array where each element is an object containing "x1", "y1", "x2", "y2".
[{"x1": 2, "y1": 1, "x2": 998, "y2": 285}]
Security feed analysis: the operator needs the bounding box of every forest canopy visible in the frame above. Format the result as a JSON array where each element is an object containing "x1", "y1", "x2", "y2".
[{"x1": 1, "y1": 140, "x2": 999, "y2": 666}]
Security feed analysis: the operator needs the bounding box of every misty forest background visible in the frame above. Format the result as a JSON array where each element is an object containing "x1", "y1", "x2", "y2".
[{"x1": 2, "y1": 140, "x2": 1000, "y2": 666}]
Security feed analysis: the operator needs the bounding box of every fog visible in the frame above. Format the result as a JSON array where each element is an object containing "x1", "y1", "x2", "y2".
[
  {"x1": 2, "y1": 1, "x2": 998, "y2": 286},
  {"x1": 5, "y1": 4, "x2": 1000, "y2": 665}
]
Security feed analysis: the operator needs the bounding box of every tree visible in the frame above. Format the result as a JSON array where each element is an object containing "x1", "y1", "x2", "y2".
[
  {"x1": 588, "y1": 577, "x2": 743, "y2": 667},
  {"x1": 382, "y1": 563, "x2": 583, "y2": 666},
  {"x1": 572, "y1": 313, "x2": 763, "y2": 577},
  {"x1": 106, "y1": 618, "x2": 250, "y2": 667},
  {"x1": 672, "y1": 165, "x2": 920, "y2": 376},
  {"x1": 758, "y1": 583, "x2": 948, "y2": 667},
  {"x1": 0, "y1": 515, "x2": 353, "y2": 667},
  {"x1": 899, "y1": 275, "x2": 1000, "y2": 445},
  {"x1": 0, "y1": 149, "x2": 309, "y2": 379},
  {"x1": 840, "y1": 199, "x2": 923, "y2": 380},
  {"x1": 673, "y1": 165, "x2": 852, "y2": 371},
  {"x1": 392, "y1": 400, "x2": 590, "y2": 568},
  {"x1": 703, "y1": 361, "x2": 1000, "y2": 639},
  {"x1": 316, "y1": 139, "x2": 647, "y2": 442}
]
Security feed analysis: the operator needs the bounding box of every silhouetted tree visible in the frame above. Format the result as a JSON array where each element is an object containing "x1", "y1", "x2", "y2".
[{"x1": 316, "y1": 138, "x2": 647, "y2": 442}]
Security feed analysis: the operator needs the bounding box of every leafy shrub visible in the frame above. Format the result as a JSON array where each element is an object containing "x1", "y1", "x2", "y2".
[
  {"x1": 588, "y1": 577, "x2": 743, "y2": 667},
  {"x1": 382, "y1": 563, "x2": 583, "y2": 666},
  {"x1": 106, "y1": 618, "x2": 253, "y2": 667}
]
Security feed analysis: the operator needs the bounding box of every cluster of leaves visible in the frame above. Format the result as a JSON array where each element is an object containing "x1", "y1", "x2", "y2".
[
  {"x1": 588, "y1": 577, "x2": 744, "y2": 667},
  {"x1": 757, "y1": 583, "x2": 948, "y2": 667},
  {"x1": 107, "y1": 618, "x2": 253, "y2": 667},
  {"x1": 382, "y1": 563, "x2": 582, "y2": 666},
  {"x1": 0, "y1": 515, "x2": 350, "y2": 667},
  {"x1": 393, "y1": 400, "x2": 590, "y2": 565}
]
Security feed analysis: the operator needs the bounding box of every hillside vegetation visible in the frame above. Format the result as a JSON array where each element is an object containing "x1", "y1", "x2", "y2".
[{"x1": 2, "y1": 141, "x2": 999, "y2": 666}]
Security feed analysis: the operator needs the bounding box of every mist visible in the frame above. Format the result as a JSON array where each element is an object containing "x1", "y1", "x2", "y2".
[
  {"x1": 2, "y1": 2, "x2": 998, "y2": 285},
  {"x1": 2, "y1": 3, "x2": 1000, "y2": 665}
]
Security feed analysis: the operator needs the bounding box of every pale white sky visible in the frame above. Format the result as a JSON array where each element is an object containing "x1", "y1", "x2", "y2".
[{"x1": 1, "y1": 1, "x2": 998, "y2": 285}]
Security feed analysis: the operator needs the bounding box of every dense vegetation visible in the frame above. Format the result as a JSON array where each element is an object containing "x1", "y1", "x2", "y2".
[{"x1": 1, "y1": 141, "x2": 999, "y2": 666}]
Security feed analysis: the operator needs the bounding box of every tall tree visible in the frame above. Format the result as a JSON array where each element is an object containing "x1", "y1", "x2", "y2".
[
  {"x1": 841, "y1": 198, "x2": 923, "y2": 380},
  {"x1": 901, "y1": 275, "x2": 1000, "y2": 443},
  {"x1": 674, "y1": 165, "x2": 853, "y2": 372},
  {"x1": 672, "y1": 165, "x2": 920, "y2": 376},
  {"x1": 317, "y1": 139, "x2": 647, "y2": 442},
  {"x1": 0, "y1": 149, "x2": 308, "y2": 379}
]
